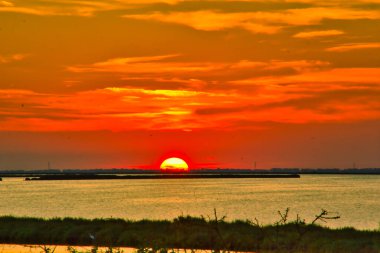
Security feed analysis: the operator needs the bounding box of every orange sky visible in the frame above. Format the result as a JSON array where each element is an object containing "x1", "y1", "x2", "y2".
[{"x1": 0, "y1": 0, "x2": 380, "y2": 169}]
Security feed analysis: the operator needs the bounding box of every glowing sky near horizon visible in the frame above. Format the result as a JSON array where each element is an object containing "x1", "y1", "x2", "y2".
[{"x1": 0, "y1": 0, "x2": 379, "y2": 169}]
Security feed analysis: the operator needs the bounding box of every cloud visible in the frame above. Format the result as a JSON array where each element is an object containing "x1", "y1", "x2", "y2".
[
  {"x1": 192, "y1": 66, "x2": 380, "y2": 126},
  {"x1": 293, "y1": 29, "x2": 345, "y2": 38},
  {"x1": 0, "y1": 86, "x2": 230, "y2": 131},
  {"x1": 230, "y1": 68, "x2": 380, "y2": 87},
  {"x1": 124, "y1": 10, "x2": 282, "y2": 34},
  {"x1": 0, "y1": 54, "x2": 28, "y2": 64},
  {"x1": 66, "y1": 56, "x2": 334, "y2": 96},
  {"x1": 67, "y1": 54, "x2": 225, "y2": 74},
  {"x1": 0, "y1": 0, "x2": 182, "y2": 16},
  {"x1": 105, "y1": 87, "x2": 214, "y2": 97},
  {"x1": 93, "y1": 54, "x2": 180, "y2": 66},
  {"x1": 0, "y1": 0, "x2": 127, "y2": 16},
  {"x1": 1, "y1": 66, "x2": 380, "y2": 131},
  {"x1": 326, "y1": 42, "x2": 380, "y2": 52},
  {"x1": 68, "y1": 55, "x2": 329, "y2": 83},
  {"x1": 2, "y1": 0, "x2": 380, "y2": 19},
  {"x1": 0, "y1": 0, "x2": 13, "y2": 7},
  {"x1": 194, "y1": 87, "x2": 380, "y2": 127},
  {"x1": 123, "y1": 7, "x2": 380, "y2": 34}
]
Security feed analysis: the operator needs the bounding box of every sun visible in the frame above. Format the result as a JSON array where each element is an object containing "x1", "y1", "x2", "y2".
[{"x1": 160, "y1": 157, "x2": 189, "y2": 171}]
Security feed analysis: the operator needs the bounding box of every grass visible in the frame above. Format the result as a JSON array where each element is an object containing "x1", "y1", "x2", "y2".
[{"x1": 0, "y1": 210, "x2": 379, "y2": 253}]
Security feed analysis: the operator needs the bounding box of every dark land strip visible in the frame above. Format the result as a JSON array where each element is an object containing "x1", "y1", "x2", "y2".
[
  {"x1": 22, "y1": 174, "x2": 300, "y2": 180},
  {"x1": 0, "y1": 216, "x2": 379, "y2": 253}
]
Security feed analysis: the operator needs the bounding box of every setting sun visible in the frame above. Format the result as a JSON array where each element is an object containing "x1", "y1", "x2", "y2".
[{"x1": 160, "y1": 157, "x2": 189, "y2": 171}]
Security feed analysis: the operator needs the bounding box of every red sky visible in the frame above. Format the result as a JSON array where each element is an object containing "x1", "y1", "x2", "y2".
[{"x1": 0, "y1": 0, "x2": 380, "y2": 169}]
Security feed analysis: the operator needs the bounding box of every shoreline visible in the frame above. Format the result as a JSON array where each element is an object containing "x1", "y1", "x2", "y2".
[{"x1": 25, "y1": 174, "x2": 300, "y2": 180}]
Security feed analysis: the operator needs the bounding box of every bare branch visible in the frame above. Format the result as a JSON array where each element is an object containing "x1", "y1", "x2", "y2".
[{"x1": 311, "y1": 209, "x2": 340, "y2": 225}]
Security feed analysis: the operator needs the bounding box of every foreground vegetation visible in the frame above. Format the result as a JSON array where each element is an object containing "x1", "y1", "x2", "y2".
[{"x1": 0, "y1": 210, "x2": 379, "y2": 253}]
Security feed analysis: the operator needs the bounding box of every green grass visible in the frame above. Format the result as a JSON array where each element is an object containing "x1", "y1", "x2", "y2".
[{"x1": 0, "y1": 214, "x2": 379, "y2": 253}]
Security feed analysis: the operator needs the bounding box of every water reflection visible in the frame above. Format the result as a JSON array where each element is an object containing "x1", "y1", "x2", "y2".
[{"x1": 0, "y1": 175, "x2": 379, "y2": 229}]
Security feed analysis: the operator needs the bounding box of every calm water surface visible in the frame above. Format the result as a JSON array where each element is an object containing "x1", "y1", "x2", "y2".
[{"x1": 0, "y1": 175, "x2": 379, "y2": 230}]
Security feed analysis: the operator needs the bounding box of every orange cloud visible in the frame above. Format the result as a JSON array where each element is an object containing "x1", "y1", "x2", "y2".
[
  {"x1": 293, "y1": 30, "x2": 344, "y2": 38},
  {"x1": 123, "y1": 7, "x2": 380, "y2": 34},
  {"x1": 124, "y1": 11, "x2": 282, "y2": 34},
  {"x1": 326, "y1": 43, "x2": 380, "y2": 52},
  {"x1": 0, "y1": 0, "x2": 182, "y2": 16},
  {"x1": 67, "y1": 54, "x2": 226, "y2": 74},
  {"x1": 2, "y1": 64, "x2": 379, "y2": 132},
  {"x1": 0, "y1": 1, "x2": 13, "y2": 7},
  {"x1": 67, "y1": 55, "x2": 329, "y2": 83},
  {"x1": 0, "y1": 54, "x2": 28, "y2": 63},
  {"x1": 0, "y1": 85, "x2": 236, "y2": 131}
]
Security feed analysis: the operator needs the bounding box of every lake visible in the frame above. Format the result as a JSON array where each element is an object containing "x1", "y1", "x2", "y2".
[{"x1": 0, "y1": 175, "x2": 379, "y2": 230}]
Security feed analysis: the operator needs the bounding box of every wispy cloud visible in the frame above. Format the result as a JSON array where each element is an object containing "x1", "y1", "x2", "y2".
[
  {"x1": 0, "y1": 0, "x2": 127, "y2": 16},
  {"x1": 0, "y1": 54, "x2": 28, "y2": 64},
  {"x1": 0, "y1": 0, "x2": 13, "y2": 7},
  {"x1": 123, "y1": 7, "x2": 380, "y2": 34},
  {"x1": 0, "y1": 85, "x2": 231, "y2": 131},
  {"x1": 230, "y1": 68, "x2": 380, "y2": 89},
  {"x1": 124, "y1": 11, "x2": 282, "y2": 34},
  {"x1": 0, "y1": 0, "x2": 182, "y2": 16},
  {"x1": 294, "y1": 29, "x2": 345, "y2": 38},
  {"x1": 326, "y1": 42, "x2": 380, "y2": 52},
  {"x1": 94, "y1": 54, "x2": 180, "y2": 66},
  {"x1": 68, "y1": 54, "x2": 218, "y2": 73},
  {"x1": 2, "y1": 64, "x2": 380, "y2": 131},
  {"x1": 68, "y1": 55, "x2": 329, "y2": 80}
]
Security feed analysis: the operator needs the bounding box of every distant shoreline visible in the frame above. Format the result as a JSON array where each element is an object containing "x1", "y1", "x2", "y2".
[
  {"x1": 22, "y1": 174, "x2": 300, "y2": 180},
  {"x1": 1, "y1": 167, "x2": 380, "y2": 177},
  {"x1": 3, "y1": 168, "x2": 380, "y2": 180}
]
